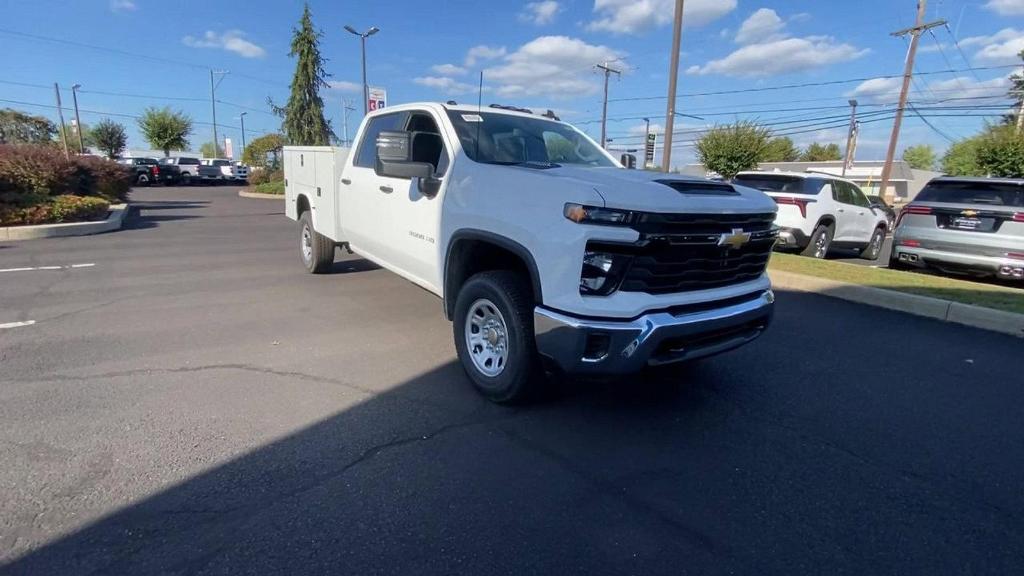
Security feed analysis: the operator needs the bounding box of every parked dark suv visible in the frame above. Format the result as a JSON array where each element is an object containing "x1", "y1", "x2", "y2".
[{"x1": 117, "y1": 157, "x2": 180, "y2": 186}]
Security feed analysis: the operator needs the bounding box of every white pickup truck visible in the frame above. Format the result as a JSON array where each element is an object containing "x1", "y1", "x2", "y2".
[{"x1": 285, "y1": 102, "x2": 778, "y2": 403}]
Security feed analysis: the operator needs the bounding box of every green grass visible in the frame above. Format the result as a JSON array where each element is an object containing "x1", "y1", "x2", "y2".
[
  {"x1": 251, "y1": 180, "x2": 284, "y2": 195},
  {"x1": 769, "y1": 253, "x2": 1024, "y2": 315}
]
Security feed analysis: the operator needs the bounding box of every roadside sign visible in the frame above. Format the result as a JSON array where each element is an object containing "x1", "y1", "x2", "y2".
[
  {"x1": 644, "y1": 132, "x2": 656, "y2": 168},
  {"x1": 224, "y1": 138, "x2": 234, "y2": 160},
  {"x1": 368, "y1": 87, "x2": 387, "y2": 111}
]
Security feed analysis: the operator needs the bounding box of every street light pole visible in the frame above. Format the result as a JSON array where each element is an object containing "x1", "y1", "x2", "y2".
[
  {"x1": 344, "y1": 25, "x2": 380, "y2": 115},
  {"x1": 71, "y1": 84, "x2": 84, "y2": 154}
]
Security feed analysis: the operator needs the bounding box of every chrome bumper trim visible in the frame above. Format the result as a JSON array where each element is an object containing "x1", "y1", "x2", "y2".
[{"x1": 533, "y1": 290, "x2": 774, "y2": 375}]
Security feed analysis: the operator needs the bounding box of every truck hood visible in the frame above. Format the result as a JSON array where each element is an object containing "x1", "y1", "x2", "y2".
[{"x1": 525, "y1": 165, "x2": 777, "y2": 214}]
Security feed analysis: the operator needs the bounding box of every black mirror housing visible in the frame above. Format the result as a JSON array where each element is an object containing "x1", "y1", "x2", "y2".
[{"x1": 375, "y1": 130, "x2": 436, "y2": 180}]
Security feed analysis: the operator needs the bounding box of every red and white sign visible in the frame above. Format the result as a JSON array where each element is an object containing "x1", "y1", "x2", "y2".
[
  {"x1": 224, "y1": 138, "x2": 234, "y2": 160},
  {"x1": 368, "y1": 87, "x2": 387, "y2": 111}
]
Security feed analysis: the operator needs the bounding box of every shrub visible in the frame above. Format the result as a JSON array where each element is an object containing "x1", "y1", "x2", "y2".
[
  {"x1": 248, "y1": 168, "x2": 283, "y2": 185},
  {"x1": 253, "y1": 180, "x2": 285, "y2": 195},
  {"x1": 0, "y1": 144, "x2": 131, "y2": 206},
  {"x1": 0, "y1": 194, "x2": 109, "y2": 226}
]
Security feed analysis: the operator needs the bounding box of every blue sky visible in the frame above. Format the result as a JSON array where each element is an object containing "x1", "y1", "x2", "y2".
[{"x1": 1, "y1": 0, "x2": 1022, "y2": 166}]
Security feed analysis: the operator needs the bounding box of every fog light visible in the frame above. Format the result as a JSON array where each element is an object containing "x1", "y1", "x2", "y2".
[
  {"x1": 580, "y1": 251, "x2": 630, "y2": 295},
  {"x1": 582, "y1": 333, "x2": 611, "y2": 362}
]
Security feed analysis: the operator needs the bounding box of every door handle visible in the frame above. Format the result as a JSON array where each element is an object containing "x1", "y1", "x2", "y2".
[
  {"x1": 341, "y1": 178, "x2": 352, "y2": 185},
  {"x1": 837, "y1": 208, "x2": 845, "y2": 213},
  {"x1": 379, "y1": 185, "x2": 393, "y2": 193}
]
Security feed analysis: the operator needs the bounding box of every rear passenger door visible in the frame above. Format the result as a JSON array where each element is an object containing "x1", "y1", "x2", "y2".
[
  {"x1": 847, "y1": 184, "x2": 876, "y2": 242},
  {"x1": 831, "y1": 181, "x2": 858, "y2": 241}
]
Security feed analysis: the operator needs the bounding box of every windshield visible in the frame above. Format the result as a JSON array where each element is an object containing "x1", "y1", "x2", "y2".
[
  {"x1": 733, "y1": 174, "x2": 823, "y2": 195},
  {"x1": 915, "y1": 181, "x2": 1024, "y2": 207},
  {"x1": 445, "y1": 110, "x2": 616, "y2": 168}
]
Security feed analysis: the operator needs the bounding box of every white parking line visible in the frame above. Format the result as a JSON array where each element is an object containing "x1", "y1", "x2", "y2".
[
  {"x1": 0, "y1": 320, "x2": 36, "y2": 330},
  {"x1": 0, "y1": 263, "x2": 95, "y2": 273}
]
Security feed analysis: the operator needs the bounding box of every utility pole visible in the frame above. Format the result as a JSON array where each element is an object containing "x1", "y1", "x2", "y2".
[
  {"x1": 54, "y1": 83, "x2": 69, "y2": 159},
  {"x1": 596, "y1": 62, "x2": 621, "y2": 149},
  {"x1": 878, "y1": 0, "x2": 946, "y2": 202},
  {"x1": 842, "y1": 99, "x2": 858, "y2": 177},
  {"x1": 239, "y1": 112, "x2": 247, "y2": 155},
  {"x1": 342, "y1": 97, "x2": 356, "y2": 146},
  {"x1": 210, "y1": 69, "x2": 229, "y2": 157},
  {"x1": 662, "y1": 0, "x2": 685, "y2": 173}
]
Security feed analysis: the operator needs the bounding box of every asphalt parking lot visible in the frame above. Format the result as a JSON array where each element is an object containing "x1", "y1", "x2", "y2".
[{"x1": 2, "y1": 186, "x2": 1023, "y2": 574}]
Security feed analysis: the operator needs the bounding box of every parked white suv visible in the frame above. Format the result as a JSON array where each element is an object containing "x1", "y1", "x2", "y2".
[
  {"x1": 285, "y1": 102, "x2": 779, "y2": 402},
  {"x1": 734, "y1": 171, "x2": 889, "y2": 259}
]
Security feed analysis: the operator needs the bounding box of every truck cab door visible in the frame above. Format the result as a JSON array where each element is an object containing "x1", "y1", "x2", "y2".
[
  {"x1": 340, "y1": 111, "x2": 409, "y2": 264},
  {"x1": 374, "y1": 111, "x2": 451, "y2": 291}
]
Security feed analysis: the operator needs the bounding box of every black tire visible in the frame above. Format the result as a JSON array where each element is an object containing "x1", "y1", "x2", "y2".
[
  {"x1": 136, "y1": 172, "x2": 150, "y2": 187},
  {"x1": 859, "y1": 227, "x2": 886, "y2": 260},
  {"x1": 453, "y1": 271, "x2": 542, "y2": 404},
  {"x1": 800, "y1": 223, "x2": 833, "y2": 259},
  {"x1": 181, "y1": 173, "x2": 193, "y2": 186},
  {"x1": 298, "y1": 211, "x2": 334, "y2": 274}
]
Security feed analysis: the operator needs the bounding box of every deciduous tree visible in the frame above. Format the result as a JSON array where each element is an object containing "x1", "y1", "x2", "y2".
[
  {"x1": 0, "y1": 108, "x2": 56, "y2": 145},
  {"x1": 695, "y1": 121, "x2": 771, "y2": 180},
  {"x1": 91, "y1": 119, "x2": 128, "y2": 159},
  {"x1": 800, "y1": 143, "x2": 842, "y2": 162},
  {"x1": 137, "y1": 107, "x2": 192, "y2": 157},
  {"x1": 902, "y1": 144, "x2": 936, "y2": 170}
]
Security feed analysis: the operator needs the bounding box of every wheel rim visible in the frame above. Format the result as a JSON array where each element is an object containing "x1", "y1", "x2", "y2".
[
  {"x1": 871, "y1": 232, "x2": 882, "y2": 255},
  {"x1": 814, "y1": 232, "x2": 829, "y2": 258},
  {"x1": 464, "y1": 298, "x2": 509, "y2": 378},
  {"x1": 301, "y1": 224, "x2": 313, "y2": 263}
]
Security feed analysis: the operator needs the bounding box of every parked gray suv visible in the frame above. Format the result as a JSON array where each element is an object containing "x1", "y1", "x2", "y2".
[{"x1": 891, "y1": 177, "x2": 1024, "y2": 281}]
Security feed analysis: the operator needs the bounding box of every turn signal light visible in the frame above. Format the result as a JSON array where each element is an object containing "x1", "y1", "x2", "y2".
[{"x1": 1013, "y1": 213, "x2": 1024, "y2": 222}]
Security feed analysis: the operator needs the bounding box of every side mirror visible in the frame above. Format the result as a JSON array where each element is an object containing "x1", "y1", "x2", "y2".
[{"x1": 375, "y1": 130, "x2": 434, "y2": 180}]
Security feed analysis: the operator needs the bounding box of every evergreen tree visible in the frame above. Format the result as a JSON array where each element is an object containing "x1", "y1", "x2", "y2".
[{"x1": 273, "y1": 4, "x2": 332, "y2": 146}]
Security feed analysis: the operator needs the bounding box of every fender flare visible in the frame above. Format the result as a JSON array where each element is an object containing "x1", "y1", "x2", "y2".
[{"x1": 444, "y1": 229, "x2": 544, "y2": 319}]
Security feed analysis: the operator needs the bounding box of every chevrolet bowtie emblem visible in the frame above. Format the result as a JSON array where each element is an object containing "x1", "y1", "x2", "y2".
[
  {"x1": 718, "y1": 228, "x2": 752, "y2": 250},
  {"x1": 961, "y1": 209, "x2": 979, "y2": 217}
]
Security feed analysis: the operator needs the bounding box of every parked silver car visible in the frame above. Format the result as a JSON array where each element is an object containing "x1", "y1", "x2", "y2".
[{"x1": 891, "y1": 177, "x2": 1024, "y2": 281}]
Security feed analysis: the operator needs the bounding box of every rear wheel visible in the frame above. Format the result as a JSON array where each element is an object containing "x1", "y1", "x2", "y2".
[
  {"x1": 859, "y1": 227, "x2": 886, "y2": 260},
  {"x1": 136, "y1": 172, "x2": 150, "y2": 186},
  {"x1": 298, "y1": 211, "x2": 334, "y2": 274},
  {"x1": 181, "y1": 172, "x2": 193, "y2": 186},
  {"x1": 453, "y1": 271, "x2": 542, "y2": 404},
  {"x1": 801, "y1": 224, "x2": 833, "y2": 259}
]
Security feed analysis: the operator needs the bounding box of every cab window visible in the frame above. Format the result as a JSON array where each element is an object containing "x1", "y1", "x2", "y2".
[{"x1": 354, "y1": 112, "x2": 409, "y2": 168}]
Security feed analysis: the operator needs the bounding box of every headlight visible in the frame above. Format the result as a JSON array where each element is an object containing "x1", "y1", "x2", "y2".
[
  {"x1": 564, "y1": 203, "x2": 636, "y2": 225},
  {"x1": 580, "y1": 251, "x2": 631, "y2": 295}
]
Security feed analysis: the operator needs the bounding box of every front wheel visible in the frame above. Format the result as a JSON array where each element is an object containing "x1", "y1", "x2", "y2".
[
  {"x1": 453, "y1": 271, "x2": 542, "y2": 404},
  {"x1": 298, "y1": 211, "x2": 334, "y2": 273},
  {"x1": 181, "y1": 173, "x2": 192, "y2": 186},
  {"x1": 860, "y1": 227, "x2": 885, "y2": 260}
]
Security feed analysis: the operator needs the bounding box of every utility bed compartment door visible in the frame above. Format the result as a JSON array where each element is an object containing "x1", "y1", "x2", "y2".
[{"x1": 283, "y1": 146, "x2": 348, "y2": 242}]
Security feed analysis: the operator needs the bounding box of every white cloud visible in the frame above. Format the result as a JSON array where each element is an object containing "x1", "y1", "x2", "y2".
[
  {"x1": 465, "y1": 45, "x2": 507, "y2": 67},
  {"x1": 327, "y1": 81, "x2": 362, "y2": 92},
  {"x1": 984, "y1": 0, "x2": 1024, "y2": 15},
  {"x1": 917, "y1": 43, "x2": 948, "y2": 54},
  {"x1": 847, "y1": 75, "x2": 1011, "y2": 104},
  {"x1": 483, "y1": 36, "x2": 624, "y2": 99},
  {"x1": 628, "y1": 122, "x2": 665, "y2": 136},
  {"x1": 413, "y1": 76, "x2": 478, "y2": 95},
  {"x1": 182, "y1": 30, "x2": 266, "y2": 59},
  {"x1": 587, "y1": 0, "x2": 737, "y2": 35},
  {"x1": 689, "y1": 36, "x2": 867, "y2": 77},
  {"x1": 431, "y1": 63, "x2": 468, "y2": 76},
  {"x1": 110, "y1": 0, "x2": 136, "y2": 11},
  {"x1": 735, "y1": 8, "x2": 786, "y2": 44},
  {"x1": 688, "y1": 9, "x2": 866, "y2": 77},
  {"x1": 519, "y1": 1, "x2": 561, "y2": 25},
  {"x1": 961, "y1": 28, "x2": 1024, "y2": 65}
]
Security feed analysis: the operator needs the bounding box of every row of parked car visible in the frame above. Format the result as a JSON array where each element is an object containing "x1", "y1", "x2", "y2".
[
  {"x1": 115, "y1": 157, "x2": 249, "y2": 186},
  {"x1": 735, "y1": 170, "x2": 1024, "y2": 282}
]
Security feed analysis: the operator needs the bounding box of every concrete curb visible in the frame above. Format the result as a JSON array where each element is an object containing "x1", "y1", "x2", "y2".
[
  {"x1": 769, "y1": 270, "x2": 1024, "y2": 338},
  {"x1": 0, "y1": 204, "x2": 129, "y2": 242},
  {"x1": 238, "y1": 190, "x2": 284, "y2": 200}
]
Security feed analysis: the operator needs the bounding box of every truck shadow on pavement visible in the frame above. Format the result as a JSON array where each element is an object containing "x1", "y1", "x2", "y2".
[
  {"x1": 326, "y1": 257, "x2": 381, "y2": 275},
  {"x1": 5, "y1": 290, "x2": 1024, "y2": 574}
]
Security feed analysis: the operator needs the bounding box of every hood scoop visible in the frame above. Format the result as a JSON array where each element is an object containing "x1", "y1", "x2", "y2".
[{"x1": 655, "y1": 179, "x2": 739, "y2": 196}]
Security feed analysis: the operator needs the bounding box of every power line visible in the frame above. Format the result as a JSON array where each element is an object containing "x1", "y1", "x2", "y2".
[{"x1": 607, "y1": 64, "x2": 1020, "y2": 103}]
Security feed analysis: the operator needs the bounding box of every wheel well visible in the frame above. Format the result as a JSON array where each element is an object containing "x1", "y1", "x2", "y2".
[
  {"x1": 816, "y1": 216, "x2": 835, "y2": 230},
  {"x1": 444, "y1": 237, "x2": 541, "y2": 319},
  {"x1": 296, "y1": 194, "x2": 310, "y2": 216}
]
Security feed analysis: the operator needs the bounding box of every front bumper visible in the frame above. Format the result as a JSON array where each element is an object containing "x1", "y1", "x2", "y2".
[
  {"x1": 892, "y1": 245, "x2": 1024, "y2": 279},
  {"x1": 534, "y1": 290, "x2": 774, "y2": 375},
  {"x1": 774, "y1": 227, "x2": 809, "y2": 249}
]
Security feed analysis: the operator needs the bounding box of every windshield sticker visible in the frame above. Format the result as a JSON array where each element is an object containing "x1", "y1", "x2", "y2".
[{"x1": 461, "y1": 114, "x2": 484, "y2": 123}]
